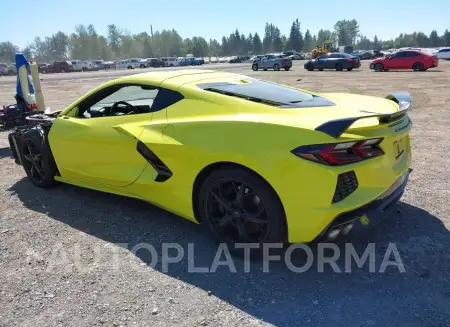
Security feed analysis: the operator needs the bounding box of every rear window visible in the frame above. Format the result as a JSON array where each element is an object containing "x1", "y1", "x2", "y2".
[{"x1": 199, "y1": 79, "x2": 314, "y2": 107}]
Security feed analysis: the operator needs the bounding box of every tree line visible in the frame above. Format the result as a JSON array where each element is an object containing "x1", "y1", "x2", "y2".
[{"x1": 1, "y1": 19, "x2": 449, "y2": 63}]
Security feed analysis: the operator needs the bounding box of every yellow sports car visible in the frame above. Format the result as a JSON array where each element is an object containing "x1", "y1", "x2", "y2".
[{"x1": 8, "y1": 69, "x2": 412, "y2": 247}]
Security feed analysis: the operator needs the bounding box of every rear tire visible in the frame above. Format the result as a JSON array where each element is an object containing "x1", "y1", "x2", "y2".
[
  {"x1": 284, "y1": 67, "x2": 290, "y2": 71},
  {"x1": 347, "y1": 68, "x2": 353, "y2": 71},
  {"x1": 19, "y1": 127, "x2": 59, "y2": 188},
  {"x1": 413, "y1": 62, "x2": 423, "y2": 71},
  {"x1": 198, "y1": 166, "x2": 287, "y2": 256},
  {"x1": 273, "y1": 64, "x2": 280, "y2": 71}
]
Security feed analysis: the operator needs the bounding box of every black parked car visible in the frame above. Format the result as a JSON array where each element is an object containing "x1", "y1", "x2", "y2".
[
  {"x1": 228, "y1": 56, "x2": 242, "y2": 63},
  {"x1": 351, "y1": 51, "x2": 374, "y2": 60},
  {"x1": 304, "y1": 52, "x2": 361, "y2": 71}
]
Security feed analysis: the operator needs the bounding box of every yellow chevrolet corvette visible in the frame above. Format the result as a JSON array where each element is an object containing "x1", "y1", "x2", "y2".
[{"x1": 9, "y1": 69, "x2": 412, "y2": 247}]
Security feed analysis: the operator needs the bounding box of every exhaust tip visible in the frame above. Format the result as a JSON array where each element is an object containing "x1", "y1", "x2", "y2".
[
  {"x1": 327, "y1": 228, "x2": 341, "y2": 241},
  {"x1": 341, "y1": 224, "x2": 353, "y2": 235}
]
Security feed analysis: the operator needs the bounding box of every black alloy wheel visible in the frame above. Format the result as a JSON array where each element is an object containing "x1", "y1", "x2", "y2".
[
  {"x1": 20, "y1": 128, "x2": 58, "y2": 188},
  {"x1": 206, "y1": 178, "x2": 271, "y2": 243},
  {"x1": 22, "y1": 138, "x2": 46, "y2": 184},
  {"x1": 198, "y1": 167, "x2": 287, "y2": 254}
]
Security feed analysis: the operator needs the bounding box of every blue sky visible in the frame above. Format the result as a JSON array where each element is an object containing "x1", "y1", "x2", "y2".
[{"x1": 2, "y1": 0, "x2": 449, "y2": 48}]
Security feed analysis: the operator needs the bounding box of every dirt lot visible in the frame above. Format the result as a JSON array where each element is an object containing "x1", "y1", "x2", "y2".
[{"x1": 1, "y1": 62, "x2": 450, "y2": 327}]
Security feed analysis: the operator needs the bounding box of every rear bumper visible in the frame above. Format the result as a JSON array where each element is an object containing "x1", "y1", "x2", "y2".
[{"x1": 320, "y1": 169, "x2": 411, "y2": 239}]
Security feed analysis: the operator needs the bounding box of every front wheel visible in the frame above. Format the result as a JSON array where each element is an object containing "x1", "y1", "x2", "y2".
[
  {"x1": 198, "y1": 166, "x2": 287, "y2": 253},
  {"x1": 284, "y1": 67, "x2": 290, "y2": 71},
  {"x1": 347, "y1": 68, "x2": 353, "y2": 71},
  {"x1": 19, "y1": 127, "x2": 59, "y2": 188},
  {"x1": 374, "y1": 63, "x2": 384, "y2": 72},
  {"x1": 252, "y1": 64, "x2": 258, "y2": 71}
]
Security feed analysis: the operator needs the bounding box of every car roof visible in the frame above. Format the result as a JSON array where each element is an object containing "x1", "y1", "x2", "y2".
[
  {"x1": 114, "y1": 69, "x2": 238, "y2": 89},
  {"x1": 398, "y1": 49, "x2": 429, "y2": 55},
  {"x1": 398, "y1": 49, "x2": 421, "y2": 53}
]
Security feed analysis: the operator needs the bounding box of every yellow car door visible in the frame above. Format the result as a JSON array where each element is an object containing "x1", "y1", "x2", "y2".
[
  {"x1": 48, "y1": 84, "x2": 160, "y2": 187},
  {"x1": 49, "y1": 113, "x2": 152, "y2": 187}
]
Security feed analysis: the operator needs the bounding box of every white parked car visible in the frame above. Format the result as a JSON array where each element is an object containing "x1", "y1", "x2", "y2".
[
  {"x1": 82, "y1": 61, "x2": 94, "y2": 70},
  {"x1": 160, "y1": 57, "x2": 179, "y2": 67},
  {"x1": 139, "y1": 59, "x2": 149, "y2": 68},
  {"x1": 435, "y1": 48, "x2": 450, "y2": 60},
  {"x1": 0, "y1": 63, "x2": 7, "y2": 75},
  {"x1": 116, "y1": 59, "x2": 140, "y2": 69},
  {"x1": 70, "y1": 60, "x2": 83, "y2": 71}
]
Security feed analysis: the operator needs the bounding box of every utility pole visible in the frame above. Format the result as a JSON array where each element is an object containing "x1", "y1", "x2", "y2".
[{"x1": 150, "y1": 25, "x2": 154, "y2": 38}]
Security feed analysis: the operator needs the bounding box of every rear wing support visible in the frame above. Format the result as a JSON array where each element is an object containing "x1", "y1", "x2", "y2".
[{"x1": 315, "y1": 92, "x2": 412, "y2": 138}]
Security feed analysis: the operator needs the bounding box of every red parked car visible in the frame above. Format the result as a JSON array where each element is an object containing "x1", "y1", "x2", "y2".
[{"x1": 370, "y1": 50, "x2": 438, "y2": 72}]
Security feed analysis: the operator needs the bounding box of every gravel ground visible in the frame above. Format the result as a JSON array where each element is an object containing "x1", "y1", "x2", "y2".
[{"x1": 0, "y1": 61, "x2": 450, "y2": 327}]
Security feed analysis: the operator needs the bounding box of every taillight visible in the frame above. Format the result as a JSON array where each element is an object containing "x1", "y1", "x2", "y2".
[
  {"x1": 346, "y1": 58, "x2": 355, "y2": 62},
  {"x1": 291, "y1": 138, "x2": 384, "y2": 166}
]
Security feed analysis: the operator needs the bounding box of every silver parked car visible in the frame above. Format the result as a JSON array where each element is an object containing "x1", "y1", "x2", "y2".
[{"x1": 251, "y1": 54, "x2": 292, "y2": 71}]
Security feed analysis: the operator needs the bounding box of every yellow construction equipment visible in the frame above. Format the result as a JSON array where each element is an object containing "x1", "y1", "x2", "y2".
[{"x1": 311, "y1": 41, "x2": 335, "y2": 59}]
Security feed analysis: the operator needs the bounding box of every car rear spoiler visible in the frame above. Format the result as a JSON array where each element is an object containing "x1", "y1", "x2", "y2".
[{"x1": 315, "y1": 92, "x2": 412, "y2": 138}]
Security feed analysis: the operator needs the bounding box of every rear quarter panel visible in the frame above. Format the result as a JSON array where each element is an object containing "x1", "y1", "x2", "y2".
[{"x1": 130, "y1": 88, "x2": 335, "y2": 223}]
